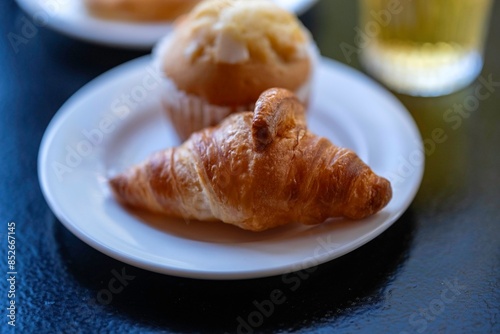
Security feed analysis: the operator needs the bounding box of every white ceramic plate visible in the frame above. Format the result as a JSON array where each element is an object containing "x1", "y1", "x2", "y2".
[
  {"x1": 15, "y1": 0, "x2": 319, "y2": 49},
  {"x1": 38, "y1": 56, "x2": 423, "y2": 279}
]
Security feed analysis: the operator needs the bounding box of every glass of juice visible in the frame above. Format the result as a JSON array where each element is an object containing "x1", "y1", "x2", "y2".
[{"x1": 358, "y1": 0, "x2": 493, "y2": 96}]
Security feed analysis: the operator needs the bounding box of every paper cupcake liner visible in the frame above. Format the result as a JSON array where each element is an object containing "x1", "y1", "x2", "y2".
[{"x1": 159, "y1": 77, "x2": 254, "y2": 140}]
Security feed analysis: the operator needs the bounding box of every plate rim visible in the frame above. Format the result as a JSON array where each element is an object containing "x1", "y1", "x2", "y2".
[
  {"x1": 15, "y1": 0, "x2": 320, "y2": 49},
  {"x1": 38, "y1": 56, "x2": 424, "y2": 280}
]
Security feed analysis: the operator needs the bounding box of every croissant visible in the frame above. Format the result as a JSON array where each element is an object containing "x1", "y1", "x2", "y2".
[{"x1": 110, "y1": 88, "x2": 392, "y2": 232}]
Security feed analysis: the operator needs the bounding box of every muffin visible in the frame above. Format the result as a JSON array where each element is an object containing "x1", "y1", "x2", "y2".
[
  {"x1": 153, "y1": 0, "x2": 318, "y2": 140},
  {"x1": 84, "y1": 0, "x2": 201, "y2": 22}
]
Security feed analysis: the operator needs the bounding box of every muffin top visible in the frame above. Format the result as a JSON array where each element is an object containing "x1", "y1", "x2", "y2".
[
  {"x1": 176, "y1": 0, "x2": 309, "y2": 63},
  {"x1": 155, "y1": 0, "x2": 313, "y2": 106}
]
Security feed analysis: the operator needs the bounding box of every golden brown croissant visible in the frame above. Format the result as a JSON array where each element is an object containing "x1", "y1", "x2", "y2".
[{"x1": 110, "y1": 88, "x2": 392, "y2": 232}]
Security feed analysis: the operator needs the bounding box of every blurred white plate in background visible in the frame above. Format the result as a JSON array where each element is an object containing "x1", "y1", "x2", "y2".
[{"x1": 15, "y1": 0, "x2": 319, "y2": 49}]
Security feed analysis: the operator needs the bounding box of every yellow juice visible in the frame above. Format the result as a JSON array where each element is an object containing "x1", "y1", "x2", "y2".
[{"x1": 358, "y1": 0, "x2": 493, "y2": 96}]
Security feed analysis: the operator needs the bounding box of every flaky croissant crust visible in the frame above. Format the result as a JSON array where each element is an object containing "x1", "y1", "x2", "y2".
[{"x1": 110, "y1": 88, "x2": 392, "y2": 231}]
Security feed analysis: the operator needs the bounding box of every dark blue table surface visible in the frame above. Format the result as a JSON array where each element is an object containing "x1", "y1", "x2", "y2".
[{"x1": 1, "y1": 0, "x2": 499, "y2": 333}]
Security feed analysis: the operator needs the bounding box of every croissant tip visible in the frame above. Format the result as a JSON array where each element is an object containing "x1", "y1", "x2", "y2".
[
  {"x1": 368, "y1": 176, "x2": 392, "y2": 216},
  {"x1": 108, "y1": 172, "x2": 148, "y2": 211},
  {"x1": 108, "y1": 174, "x2": 125, "y2": 199},
  {"x1": 342, "y1": 175, "x2": 392, "y2": 220}
]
